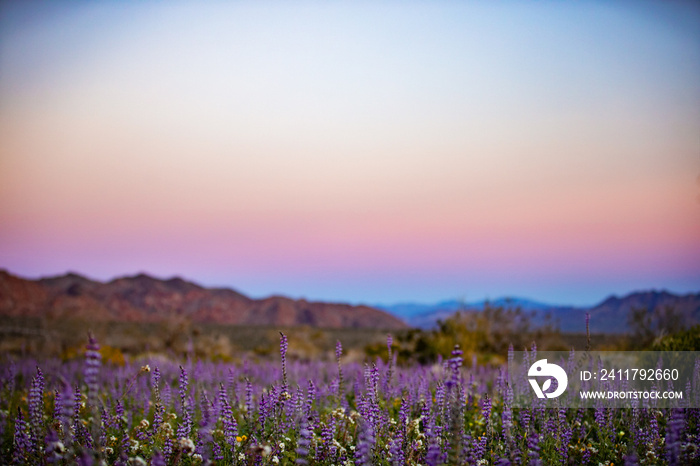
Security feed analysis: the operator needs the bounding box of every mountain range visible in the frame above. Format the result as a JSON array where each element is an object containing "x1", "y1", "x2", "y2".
[
  {"x1": 1, "y1": 269, "x2": 698, "y2": 334},
  {"x1": 0, "y1": 270, "x2": 406, "y2": 330},
  {"x1": 377, "y1": 291, "x2": 700, "y2": 333}
]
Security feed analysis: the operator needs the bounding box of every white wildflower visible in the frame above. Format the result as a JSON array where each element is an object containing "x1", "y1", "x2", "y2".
[{"x1": 178, "y1": 437, "x2": 195, "y2": 456}]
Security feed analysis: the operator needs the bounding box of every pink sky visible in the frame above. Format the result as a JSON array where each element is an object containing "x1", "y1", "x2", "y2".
[{"x1": 1, "y1": 1, "x2": 699, "y2": 305}]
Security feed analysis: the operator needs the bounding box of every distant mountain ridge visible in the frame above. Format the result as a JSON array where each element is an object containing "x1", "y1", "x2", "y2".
[
  {"x1": 3, "y1": 269, "x2": 697, "y2": 334},
  {"x1": 0, "y1": 270, "x2": 407, "y2": 330},
  {"x1": 377, "y1": 290, "x2": 700, "y2": 333}
]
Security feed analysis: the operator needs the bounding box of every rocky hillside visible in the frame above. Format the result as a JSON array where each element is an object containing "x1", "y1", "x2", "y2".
[{"x1": 0, "y1": 270, "x2": 407, "y2": 330}]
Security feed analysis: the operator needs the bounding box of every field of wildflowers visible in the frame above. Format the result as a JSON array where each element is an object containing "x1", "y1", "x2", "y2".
[{"x1": 1, "y1": 331, "x2": 699, "y2": 465}]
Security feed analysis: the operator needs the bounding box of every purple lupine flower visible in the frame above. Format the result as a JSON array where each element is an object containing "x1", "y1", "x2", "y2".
[
  {"x1": 76, "y1": 450, "x2": 94, "y2": 466},
  {"x1": 519, "y1": 407, "x2": 531, "y2": 434},
  {"x1": 557, "y1": 406, "x2": 571, "y2": 464},
  {"x1": 280, "y1": 332, "x2": 289, "y2": 394},
  {"x1": 623, "y1": 452, "x2": 639, "y2": 466},
  {"x1": 482, "y1": 394, "x2": 492, "y2": 426},
  {"x1": 84, "y1": 333, "x2": 101, "y2": 407},
  {"x1": 544, "y1": 407, "x2": 557, "y2": 435},
  {"x1": 389, "y1": 396, "x2": 409, "y2": 465},
  {"x1": 501, "y1": 382, "x2": 513, "y2": 435},
  {"x1": 227, "y1": 367, "x2": 235, "y2": 392},
  {"x1": 446, "y1": 345, "x2": 463, "y2": 390},
  {"x1": 28, "y1": 366, "x2": 45, "y2": 453},
  {"x1": 594, "y1": 402, "x2": 605, "y2": 430},
  {"x1": 527, "y1": 432, "x2": 541, "y2": 464},
  {"x1": 163, "y1": 437, "x2": 173, "y2": 463},
  {"x1": 305, "y1": 380, "x2": 316, "y2": 420},
  {"x1": 335, "y1": 339, "x2": 343, "y2": 361},
  {"x1": 574, "y1": 408, "x2": 584, "y2": 442},
  {"x1": 285, "y1": 385, "x2": 302, "y2": 431},
  {"x1": 336, "y1": 340, "x2": 344, "y2": 397},
  {"x1": 259, "y1": 391, "x2": 269, "y2": 431},
  {"x1": 160, "y1": 374, "x2": 171, "y2": 409},
  {"x1": 245, "y1": 377, "x2": 254, "y2": 421},
  {"x1": 72, "y1": 385, "x2": 82, "y2": 440},
  {"x1": 151, "y1": 367, "x2": 164, "y2": 441},
  {"x1": 354, "y1": 418, "x2": 375, "y2": 466},
  {"x1": 200, "y1": 392, "x2": 212, "y2": 428},
  {"x1": 581, "y1": 445, "x2": 592, "y2": 465},
  {"x1": 195, "y1": 392, "x2": 214, "y2": 462},
  {"x1": 435, "y1": 382, "x2": 446, "y2": 423},
  {"x1": 115, "y1": 398, "x2": 124, "y2": 423},
  {"x1": 176, "y1": 366, "x2": 192, "y2": 439},
  {"x1": 45, "y1": 428, "x2": 65, "y2": 464},
  {"x1": 52, "y1": 389, "x2": 63, "y2": 436},
  {"x1": 647, "y1": 407, "x2": 660, "y2": 448},
  {"x1": 178, "y1": 365, "x2": 188, "y2": 409},
  {"x1": 666, "y1": 408, "x2": 685, "y2": 465},
  {"x1": 151, "y1": 449, "x2": 167, "y2": 466},
  {"x1": 296, "y1": 417, "x2": 313, "y2": 464},
  {"x1": 425, "y1": 424, "x2": 444, "y2": 466},
  {"x1": 320, "y1": 413, "x2": 336, "y2": 461},
  {"x1": 473, "y1": 429, "x2": 488, "y2": 461},
  {"x1": 219, "y1": 384, "x2": 238, "y2": 450},
  {"x1": 13, "y1": 407, "x2": 31, "y2": 464},
  {"x1": 98, "y1": 407, "x2": 110, "y2": 448},
  {"x1": 212, "y1": 441, "x2": 224, "y2": 462},
  {"x1": 361, "y1": 364, "x2": 382, "y2": 435}
]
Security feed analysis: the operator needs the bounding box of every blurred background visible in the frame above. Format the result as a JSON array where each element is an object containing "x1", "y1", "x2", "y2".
[{"x1": 1, "y1": 1, "x2": 699, "y2": 363}]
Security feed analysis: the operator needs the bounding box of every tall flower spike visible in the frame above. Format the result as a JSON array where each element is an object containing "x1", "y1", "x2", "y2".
[
  {"x1": 447, "y1": 345, "x2": 463, "y2": 389},
  {"x1": 335, "y1": 340, "x2": 344, "y2": 400},
  {"x1": 13, "y1": 408, "x2": 31, "y2": 464},
  {"x1": 53, "y1": 389, "x2": 63, "y2": 436},
  {"x1": 295, "y1": 417, "x2": 312, "y2": 464},
  {"x1": 84, "y1": 332, "x2": 101, "y2": 407},
  {"x1": 335, "y1": 339, "x2": 343, "y2": 361},
  {"x1": 354, "y1": 418, "x2": 375, "y2": 466},
  {"x1": 28, "y1": 366, "x2": 45, "y2": 453},
  {"x1": 219, "y1": 383, "x2": 238, "y2": 450},
  {"x1": 177, "y1": 366, "x2": 192, "y2": 439},
  {"x1": 386, "y1": 334, "x2": 394, "y2": 390},
  {"x1": 280, "y1": 332, "x2": 289, "y2": 394},
  {"x1": 73, "y1": 385, "x2": 82, "y2": 437},
  {"x1": 151, "y1": 367, "x2": 164, "y2": 440}
]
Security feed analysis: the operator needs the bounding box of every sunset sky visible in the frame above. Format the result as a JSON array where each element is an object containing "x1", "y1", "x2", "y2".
[{"x1": 1, "y1": 1, "x2": 699, "y2": 306}]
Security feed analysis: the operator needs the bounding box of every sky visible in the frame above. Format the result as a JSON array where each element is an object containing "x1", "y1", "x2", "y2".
[{"x1": 1, "y1": 1, "x2": 699, "y2": 306}]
